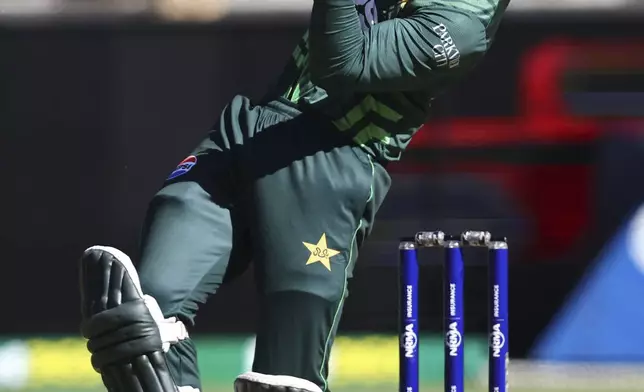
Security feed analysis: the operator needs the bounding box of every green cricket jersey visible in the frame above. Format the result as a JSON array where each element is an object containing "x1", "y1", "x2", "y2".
[{"x1": 265, "y1": 0, "x2": 510, "y2": 162}]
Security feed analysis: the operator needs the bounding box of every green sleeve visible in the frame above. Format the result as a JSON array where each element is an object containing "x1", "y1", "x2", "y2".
[{"x1": 309, "y1": 0, "x2": 489, "y2": 92}]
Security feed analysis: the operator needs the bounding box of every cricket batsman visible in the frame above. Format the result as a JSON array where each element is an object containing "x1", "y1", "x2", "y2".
[{"x1": 79, "y1": 0, "x2": 510, "y2": 391}]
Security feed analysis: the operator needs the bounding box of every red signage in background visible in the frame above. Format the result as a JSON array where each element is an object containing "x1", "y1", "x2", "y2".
[{"x1": 398, "y1": 40, "x2": 644, "y2": 261}]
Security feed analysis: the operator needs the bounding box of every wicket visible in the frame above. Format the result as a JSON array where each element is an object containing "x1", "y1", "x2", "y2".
[{"x1": 399, "y1": 231, "x2": 509, "y2": 392}]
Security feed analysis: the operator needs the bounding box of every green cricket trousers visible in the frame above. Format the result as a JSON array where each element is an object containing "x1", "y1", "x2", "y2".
[{"x1": 136, "y1": 96, "x2": 391, "y2": 391}]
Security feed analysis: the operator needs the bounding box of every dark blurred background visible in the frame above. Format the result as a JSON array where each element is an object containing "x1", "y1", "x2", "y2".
[{"x1": 2, "y1": 1, "x2": 644, "y2": 391}]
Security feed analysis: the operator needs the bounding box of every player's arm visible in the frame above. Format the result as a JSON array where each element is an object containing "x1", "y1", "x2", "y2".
[{"x1": 308, "y1": 0, "x2": 490, "y2": 92}]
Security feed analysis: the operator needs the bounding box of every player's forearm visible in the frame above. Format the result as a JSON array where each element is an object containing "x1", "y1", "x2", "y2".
[
  {"x1": 308, "y1": 0, "x2": 366, "y2": 91},
  {"x1": 308, "y1": 0, "x2": 492, "y2": 93}
]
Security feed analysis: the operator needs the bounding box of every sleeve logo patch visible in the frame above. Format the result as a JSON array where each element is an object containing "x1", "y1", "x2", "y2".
[
  {"x1": 432, "y1": 23, "x2": 461, "y2": 69},
  {"x1": 167, "y1": 155, "x2": 197, "y2": 180}
]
